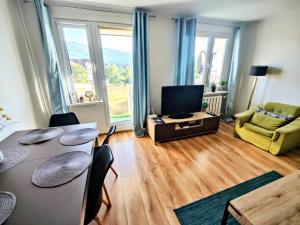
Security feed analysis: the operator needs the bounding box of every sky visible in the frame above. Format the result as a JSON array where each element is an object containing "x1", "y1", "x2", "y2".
[
  {"x1": 101, "y1": 35, "x2": 132, "y2": 53},
  {"x1": 63, "y1": 27, "x2": 132, "y2": 53}
]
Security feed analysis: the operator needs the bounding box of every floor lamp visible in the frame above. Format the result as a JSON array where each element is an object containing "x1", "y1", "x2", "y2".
[{"x1": 247, "y1": 65, "x2": 268, "y2": 110}]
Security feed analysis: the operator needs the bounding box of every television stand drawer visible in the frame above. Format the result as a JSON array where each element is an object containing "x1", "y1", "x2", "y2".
[{"x1": 175, "y1": 120, "x2": 204, "y2": 130}]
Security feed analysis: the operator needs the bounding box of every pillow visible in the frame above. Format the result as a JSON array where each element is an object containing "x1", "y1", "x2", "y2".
[
  {"x1": 250, "y1": 111, "x2": 287, "y2": 131},
  {"x1": 256, "y1": 107, "x2": 293, "y2": 121}
]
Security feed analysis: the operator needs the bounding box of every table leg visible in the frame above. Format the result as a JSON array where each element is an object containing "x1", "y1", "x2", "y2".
[
  {"x1": 95, "y1": 137, "x2": 100, "y2": 147},
  {"x1": 221, "y1": 201, "x2": 230, "y2": 225}
]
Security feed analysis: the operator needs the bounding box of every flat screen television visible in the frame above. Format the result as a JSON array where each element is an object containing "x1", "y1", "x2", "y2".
[{"x1": 161, "y1": 85, "x2": 204, "y2": 119}]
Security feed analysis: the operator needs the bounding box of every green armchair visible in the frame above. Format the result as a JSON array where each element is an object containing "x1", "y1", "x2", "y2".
[{"x1": 235, "y1": 102, "x2": 300, "y2": 155}]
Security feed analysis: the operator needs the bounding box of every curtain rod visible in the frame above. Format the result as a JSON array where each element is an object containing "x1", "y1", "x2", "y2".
[
  {"x1": 172, "y1": 17, "x2": 239, "y2": 28},
  {"x1": 31, "y1": 0, "x2": 156, "y2": 18}
]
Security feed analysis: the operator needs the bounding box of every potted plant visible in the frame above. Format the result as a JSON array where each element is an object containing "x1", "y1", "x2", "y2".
[
  {"x1": 211, "y1": 82, "x2": 217, "y2": 92},
  {"x1": 202, "y1": 102, "x2": 209, "y2": 112},
  {"x1": 219, "y1": 80, "x2": 228, "y2": 91}
]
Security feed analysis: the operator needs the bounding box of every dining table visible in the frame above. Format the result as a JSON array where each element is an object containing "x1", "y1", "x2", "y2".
[{"x1": 0, "y1": 123, "x2": 97, "y2": 225}]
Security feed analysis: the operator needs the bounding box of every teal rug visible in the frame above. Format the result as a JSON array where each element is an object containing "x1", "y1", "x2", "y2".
[{"x1": 174, "y1": 171, "x2": 282, "y2": 225}]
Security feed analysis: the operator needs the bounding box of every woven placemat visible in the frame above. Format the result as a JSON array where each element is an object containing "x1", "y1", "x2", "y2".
[
  {"x1": 0, "y1": 147, "x2": 30, "y2": 173},
  {"x1": 18, "y1": 127, "x2": 63, "y2": 145},
  {"x1": 32, "y1": 151, "x2": 91, "y2": 188},
  {"x1": 59, "y1": 128, "x2": 99, "y2": 146},
  {"x1": 0, "y1": 192, "x2": 16, "y2": 225}
]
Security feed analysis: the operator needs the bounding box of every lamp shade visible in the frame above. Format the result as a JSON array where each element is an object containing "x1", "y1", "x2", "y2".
[{"x1": 249, "y1": 66, "x2": 268, "y2": 76}]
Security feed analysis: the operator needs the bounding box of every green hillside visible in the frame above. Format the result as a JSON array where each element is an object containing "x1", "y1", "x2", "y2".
[{"x1": 66, "y1": 42, "x2": 132, "y2": 66}]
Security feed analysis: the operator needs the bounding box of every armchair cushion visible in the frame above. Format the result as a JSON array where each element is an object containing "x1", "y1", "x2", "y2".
[
  {"x1": 243, "y1": 123, "x2": 274, "y2": 138},
  {"x1": 250, "y1": 112, "x2": 287, "y2": 131}
]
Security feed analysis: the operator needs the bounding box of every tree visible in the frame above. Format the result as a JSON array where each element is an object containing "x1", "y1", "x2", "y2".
[
  {"x1": 105, "y1": 64, "x2": 132, "y2": 85},
  {"x1": 71, "y1": 63, "x2": 89, "y2": 84}
]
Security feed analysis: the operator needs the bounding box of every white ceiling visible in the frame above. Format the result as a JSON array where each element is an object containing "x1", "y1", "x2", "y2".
[{"x1": 52, "y1": 0, "x2": 300, "y2": 21}]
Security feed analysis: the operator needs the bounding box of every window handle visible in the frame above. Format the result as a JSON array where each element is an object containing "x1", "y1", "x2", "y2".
[
  {"x1": 102, "y1": 79, "x2": 106, "y2": 87},
  {"x1": 92, "y1": 63, "x2": 96, "y2": 73}
]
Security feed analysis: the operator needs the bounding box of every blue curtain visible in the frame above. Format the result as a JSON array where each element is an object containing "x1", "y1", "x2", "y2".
[
  {"x1": 225, "y1": 27, "x2": 244, "y2": 118},
  {"x1": 34, "y1": 0, "x2": 67, "y2": 114},
  {"x1": 133, "y1": 9, "x2": 150, "y2": 137},
  {"x1": 174, "y1": 17, "x2": 197, "y2": 85}
]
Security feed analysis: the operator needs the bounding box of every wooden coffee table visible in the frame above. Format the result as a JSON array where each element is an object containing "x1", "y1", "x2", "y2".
[{"x1": 222, "y1": 170, "x2": 300, "y2": 225}]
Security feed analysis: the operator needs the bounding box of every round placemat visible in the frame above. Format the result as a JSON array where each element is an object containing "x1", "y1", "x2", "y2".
[
  {"x1": 32, "y1": 151, "x2": 91, "y2": 188},
  {"x1": 18, "y1": 127, "x2": 63, "y2": 145},
  {"x1": 59, "y1": 128, "x2": 99, "y2": 146},
  {"x1": 0, "y1": 147, "x2": 30, "y2": 173},
  {"x1": 0, "y1": 192, "x2": 16, "y2": 225}
]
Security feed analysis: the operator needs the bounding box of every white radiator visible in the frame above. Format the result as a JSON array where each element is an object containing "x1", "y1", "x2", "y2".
[{"x1": 203, "y1": 95, "x2": 223, "y2": 115}]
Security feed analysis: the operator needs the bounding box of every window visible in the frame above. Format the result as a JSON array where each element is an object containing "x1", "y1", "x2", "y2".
[
  {"x1": 99, "y1": 25, "x2": 133, "y2": 123},
  {"x1": 210, "y1": 38, "x2": 228, "y2": 84},
  {"x1": 195, "y1": 36, "x2": 209, "y2": 85},
  {"x1": 61, "y1": 25, "x2": 97, "y2": 102},
  {"x1": 195, "y1": 32, "x2": 232, "y2": 90}
]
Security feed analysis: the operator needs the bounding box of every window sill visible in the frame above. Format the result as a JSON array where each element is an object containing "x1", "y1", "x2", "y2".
[
  {"x1": 68, "y1": 100, "x2": 104, "y2": 107},
  {"x1": 204, "y1": 90, "x2": 227, "y2": 96}
]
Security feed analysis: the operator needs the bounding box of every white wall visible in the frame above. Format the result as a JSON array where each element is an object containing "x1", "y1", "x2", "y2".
[
  {"x1": 235, "y1": 8, "x2": 300, "y2": 113},
  {"x1": 22, "y1": 1, "x2": 51, "y2": 115},
  {"x1": 149, "y1": 16, "x2": 176, "y2": 113},
  {"x1": 0, "y1": 0, "x2": 41, "y2": 136}
]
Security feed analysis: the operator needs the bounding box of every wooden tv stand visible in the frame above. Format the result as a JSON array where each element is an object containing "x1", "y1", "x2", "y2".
[{"x1": 147, "y1": 112, "x2": 220, "y2": 143}]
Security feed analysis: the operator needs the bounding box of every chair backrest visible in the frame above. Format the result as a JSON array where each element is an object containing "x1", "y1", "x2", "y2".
[
  {"x1": 102, "y1": 126, "x2": 116, "y2": 145},
  {"x1": 84, "y1": 144, "x2": 114, "y2": 225},
  {"x1": 49, "y1": 112, "x2": 80, "y2": 127}
]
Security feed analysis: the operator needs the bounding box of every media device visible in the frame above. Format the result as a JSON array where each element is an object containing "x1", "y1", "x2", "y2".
[{"x1": 161, "y1": 85, "x2": 204, "y2": 119}]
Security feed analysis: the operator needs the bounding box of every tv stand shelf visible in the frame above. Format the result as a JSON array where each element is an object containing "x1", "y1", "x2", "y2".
[{"x1": 147, "y1": 112, "x2": 220, "y2": 143}]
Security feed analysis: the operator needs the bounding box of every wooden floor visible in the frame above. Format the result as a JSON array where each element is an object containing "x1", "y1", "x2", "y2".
[{"x1": 93, "y1": 122, "x2": 300, "y2": 225}]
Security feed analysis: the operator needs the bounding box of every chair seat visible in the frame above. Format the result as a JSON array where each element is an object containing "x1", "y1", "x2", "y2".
[{"x1": 243, "y1": 123, "x2": 274, "y2": 138}]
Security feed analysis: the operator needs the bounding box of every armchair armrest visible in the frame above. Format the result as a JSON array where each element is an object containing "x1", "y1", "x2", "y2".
[
  {"x1": 272, "y1": 117, "x2": 300, "y2": 140},
  {"x1": 235, "y1": 108, "x2": 255, "y2": 127},
  {"x1": 270, "y1": 117, "x2": 300, "y2": 155}
]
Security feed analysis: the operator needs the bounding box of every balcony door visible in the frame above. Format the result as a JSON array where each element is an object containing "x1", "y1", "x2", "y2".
[
  {"x1": 98, "y1": 24, "x2": 133, "y2": 124},
  {"x1": 56, "y1": 21, "x2": 133, "y2": 126}
]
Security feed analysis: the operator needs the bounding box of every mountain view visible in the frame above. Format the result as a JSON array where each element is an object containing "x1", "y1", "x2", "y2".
[{"x1": 66, "y1": 42, "x2": 132, "y2": 66}]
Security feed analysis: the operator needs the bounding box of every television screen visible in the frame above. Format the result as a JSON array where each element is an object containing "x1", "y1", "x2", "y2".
[{"x1": 161, "y1": 85, "x2": 204, "y2": 116}]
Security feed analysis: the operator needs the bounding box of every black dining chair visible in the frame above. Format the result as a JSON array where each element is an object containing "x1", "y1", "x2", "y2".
[
  {"x1": 49, "y1": 112, "x2": 80, "y2": 127},
  {"x1": 102, "y1": 126, "x2": 116, "y2": 145},
  {"x1": 102, "y1": 126, "x2": 118, "y2": 178},
  {"x1": 84, "y1": 144, "x2": 114, "y2": 225},
  {"x1": 98, "y1": 125, "x2": 118, "y2": 207}
]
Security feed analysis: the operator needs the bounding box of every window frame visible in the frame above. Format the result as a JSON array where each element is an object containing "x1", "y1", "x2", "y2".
[
  {"x1": 195, "y1": 30, "x2": 233, "y2": 89},
  {"x1": 54, "y1": 20, "x2": 110, "y2": 128},
  {"x1": 97, "y1": 22, "x2": 134, "y2": 126},
  {"x1": 55, "y1": 20, "x2": 102, "y2": 100},
  {"x1": 54, "y1": 19, "x2": 134, "y2": 127}
]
